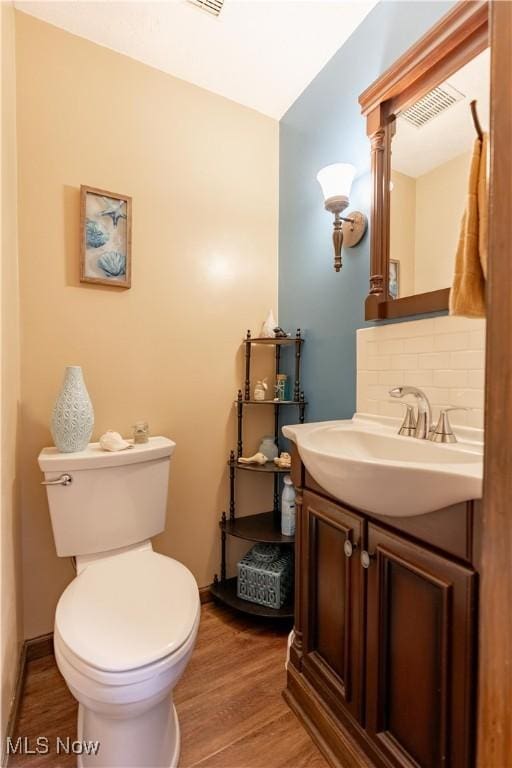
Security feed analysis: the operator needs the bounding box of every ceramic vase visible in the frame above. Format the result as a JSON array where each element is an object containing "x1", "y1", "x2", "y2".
[
  {"x1": 51, "y1": 366, "x2": 94, "y2": 452},
  {"x1": 258, "y1": 436, "x2": 279, "y2": 462}
]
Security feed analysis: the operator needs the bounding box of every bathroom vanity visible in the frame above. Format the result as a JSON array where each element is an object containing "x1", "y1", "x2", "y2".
[{"x1": 283, "y1": 419, "x2": 482, "y2": 768}]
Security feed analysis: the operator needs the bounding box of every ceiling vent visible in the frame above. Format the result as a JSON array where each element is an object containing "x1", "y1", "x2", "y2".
[
  {"x1": 188, "y1": 0, "x2": 224, "y2": 16},
  {"x1": 399, "y1": 83, "x2": 465, "y2": 129}
]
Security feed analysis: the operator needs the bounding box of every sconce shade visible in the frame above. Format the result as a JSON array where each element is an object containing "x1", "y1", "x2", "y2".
[{"x1": 317, "y1": 163, "x2": 356, "y2": 212}]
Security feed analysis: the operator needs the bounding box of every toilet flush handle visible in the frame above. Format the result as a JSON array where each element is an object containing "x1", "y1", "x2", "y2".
[{"x1": 41, "y1": 473, "x2": 73, "y2": 486}]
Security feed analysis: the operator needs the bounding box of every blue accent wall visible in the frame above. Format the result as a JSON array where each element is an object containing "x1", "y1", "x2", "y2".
[{"x1": 278, "y1": 1, "x2": 454, "y2": 425}]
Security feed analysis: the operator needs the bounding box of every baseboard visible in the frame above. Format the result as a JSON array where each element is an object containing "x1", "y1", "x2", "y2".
[
  {"x1": 2, "y1": 645, "x2": 26, "y2": 768},
  {"x1": 2, "y1": 634, "x2": 54, "y2": 768},
  {"x1": 199, "y1": 584, "x2": 214, "y2": 604},
  {"x1": 25, "y1": 632, "x2": 54, "y2": 661}
]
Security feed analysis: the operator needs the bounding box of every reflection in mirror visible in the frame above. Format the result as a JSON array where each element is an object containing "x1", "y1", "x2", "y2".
[{"x1": 389, "y1": 48, "x2": 490, "y2": 299}]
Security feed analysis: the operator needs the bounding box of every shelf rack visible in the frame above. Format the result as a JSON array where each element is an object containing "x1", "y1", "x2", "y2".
[{"x1": 211, "y1": 329, "x2": 306, "y2": 619}]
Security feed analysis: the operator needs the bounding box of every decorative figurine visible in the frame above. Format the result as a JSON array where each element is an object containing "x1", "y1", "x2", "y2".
[
  {"x1": 273, "y1": 327, "x2": 289, "y2": 338},
  {"x1": 274, "y1": 452, "x2": 292, "y2": 469},
  {"x1": 260, "y1": 310, "x2": 277, "y2": 338},
  {"x1": 238, "y1": 452, "x2": 268, "y2": 466},
  {"x1": 254, "y1": 378, "x2": 268, "y2": 401}
]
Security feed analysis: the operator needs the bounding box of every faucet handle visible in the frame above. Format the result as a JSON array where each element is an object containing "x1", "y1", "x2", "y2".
[
  {"x1": 388, "y1": 401, "x2": 417, "y2": 437},
  {"x1": 430, "y1": 407, "x2": 469, "y2": 444}
]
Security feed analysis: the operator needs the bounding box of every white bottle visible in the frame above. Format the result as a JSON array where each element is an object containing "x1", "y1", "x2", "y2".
[{"x1": 281, "y1": 475, "x2": 296, "y2": 536}]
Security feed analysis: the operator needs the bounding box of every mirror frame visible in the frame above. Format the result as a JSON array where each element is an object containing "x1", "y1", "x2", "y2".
[{"x1": 359, "y1": 1, "x2": 488, "y2": 321}]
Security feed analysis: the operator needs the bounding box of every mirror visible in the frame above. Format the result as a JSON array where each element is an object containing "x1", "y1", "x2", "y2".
[
  {"x1": 389, "y1": 48, "x2": 490, "y2": 299},
  {"x1": 359, "y1": 2, "x2": 488, "y2": 320}
]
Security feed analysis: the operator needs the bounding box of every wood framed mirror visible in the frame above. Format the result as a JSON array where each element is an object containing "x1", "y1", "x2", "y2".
[{"x1": 359, "y1": 1, "x2": 488, "y2": 321}]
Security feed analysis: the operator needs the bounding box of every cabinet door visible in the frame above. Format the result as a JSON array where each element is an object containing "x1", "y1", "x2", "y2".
[
  {"x1": 366, "y1": 523, "x2": 476, "y2": 768},
  {"x1": 302, "y1": 491, "x2": 364, "y2": 723}
]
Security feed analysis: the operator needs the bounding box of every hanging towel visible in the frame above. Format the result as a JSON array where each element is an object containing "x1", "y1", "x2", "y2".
[{"x1": 449, "y1": 134, "x2": 488, "y2": 318}]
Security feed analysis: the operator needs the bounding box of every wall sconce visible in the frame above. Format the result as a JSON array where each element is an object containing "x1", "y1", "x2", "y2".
[{"x1": 316, "y1": 163, "x2": 367, "y2": 272}]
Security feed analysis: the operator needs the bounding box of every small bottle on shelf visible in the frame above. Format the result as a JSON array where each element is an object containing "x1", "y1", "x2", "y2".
[{"x1": 281, "y1": 475, "x2": 296, "y2": 536}]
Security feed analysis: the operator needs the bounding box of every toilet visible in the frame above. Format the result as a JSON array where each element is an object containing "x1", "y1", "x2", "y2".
[{"x1": 38, "y1": 437, "x2": 200, "y2": 768}]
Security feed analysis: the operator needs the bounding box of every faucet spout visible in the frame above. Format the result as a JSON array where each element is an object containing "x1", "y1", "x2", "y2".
[{"x1": 389, "y1": 386, "x2": 432, "y2": 439}]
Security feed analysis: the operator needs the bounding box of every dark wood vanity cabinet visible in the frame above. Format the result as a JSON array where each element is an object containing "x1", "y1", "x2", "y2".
[
  {"x1": 302, "y1": 493, "x2": 364, "y2": 724},
  {"x1": 365, "y1": 524, "x2": 476, "y2": 768},
  {"x1": 285, "y1": 473, "x2": 479, "y2": 768}
]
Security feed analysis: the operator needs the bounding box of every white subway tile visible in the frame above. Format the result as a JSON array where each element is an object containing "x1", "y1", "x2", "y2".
[
  {"x1": 367, "y1": 385, "x2": 391, "y2": 401},
  {"x1": 418, "y1": 352, "x2": 451, "y2": 369},
  {"x1": 391, "y1": 354, "x2": 418, "y2": 370},
  {"x1": 379, "y1": 370, "x2": 405, "y2": 386},
  {"x1": 393, "y1": 319, "x2": 435, "y2": 337},
  {"x1": 357, "y1": 327, "x2": 378, "y2": 341},
  {"x1": 469, "y1": 329, "x2": 486, "y2": 350},
  {"x1": 379, "y1": 400, "x2": 404, "y2": 417},
  {"x1": 379, "y1": 339, "x2": 404, "y2": 355},
  {"x1": 450, "y1": 350, "x2": 484, "y2": 370},
  {"x1": 367, "y1": 355, "x2": 391, "y2": 370},
  {"x1": 357, "y1": 317, "x2": 486, "y2": 421},
  {"x1": 468, "y1": 369, "x2": 485, "y2": 389},
  {"x1": 434, "y1": 316, "x2": 485, "y2": 334},
  {"x1": 433, "y1": 333, "x2": 470, "y2": 352},
  {"x1": 403, "y1": 336, "x2": 435, "y2": 354},
  {"x1": 444, "y1": 409, "x2": 468, "y2": 427},
  {"x1": 403, "y1": 370, "x2": 433, "y2": 386},
  {"x1": 358, "y1": 371, "x2": 380, "y2": 388},
  {"x1": 423, "y1": 387, "x2": 451, "y2": 406},
  {"x1": 433, "y1": 370, "x2": 468, "y2": 388},
  {"x1": 466, "y1": 409, "x2": 484, "y2": 429},
  {"x1": 450, "y1": 389, "x2": 485, "y2": 409}
]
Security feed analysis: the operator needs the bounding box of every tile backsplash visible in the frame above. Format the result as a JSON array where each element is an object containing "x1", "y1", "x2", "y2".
[{"x1": 357, "y1": 316, "x2": 485, "y2": 429}]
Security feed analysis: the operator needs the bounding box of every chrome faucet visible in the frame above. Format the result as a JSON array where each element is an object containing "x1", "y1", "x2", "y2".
[{"x1": 389, "y1": 386, "x2": 432, "y2": 439}]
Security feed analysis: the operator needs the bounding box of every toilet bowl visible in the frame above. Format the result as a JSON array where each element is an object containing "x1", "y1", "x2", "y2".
[
  {"x1": 53, "y1": 547, "x2": 200, "y2": 768},
  {"x1": 38, "y1": 436, "x2": 197, "y2": 767}
]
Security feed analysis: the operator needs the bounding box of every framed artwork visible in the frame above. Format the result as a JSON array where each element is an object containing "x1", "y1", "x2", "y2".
[
  {"x1": 80, "y1": 186, "x2": 132, "y2": 288},
  {"x1": 389, "y1": 259, "x2": 400, "y2": 300}
]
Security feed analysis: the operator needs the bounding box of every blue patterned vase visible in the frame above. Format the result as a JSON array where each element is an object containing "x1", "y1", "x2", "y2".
[{"x1": 51, "y1": 366, "x2": 94, "y2": 452}]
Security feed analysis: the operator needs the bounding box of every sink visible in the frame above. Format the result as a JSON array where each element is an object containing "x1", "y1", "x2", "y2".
[{"x1": 282, "y1": 415, "x2": 483, "y2": 518}]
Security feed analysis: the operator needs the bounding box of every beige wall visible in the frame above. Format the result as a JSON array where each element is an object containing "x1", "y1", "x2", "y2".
[
  {"x1": 415, "y1": 151, "x2": 470, "y2": 293},
  {"x1": 390, "y1": 152, "x2": 470, "y2": 297},
  {"x1": 1, "y1": 1, "x2": 22, "y2": 747},
  {"x1": 15, "y1": 12, "x2": 279, "y2": 638},
  {"x1": 390, "y1": 170, "x2": 415, "y2": 297}
]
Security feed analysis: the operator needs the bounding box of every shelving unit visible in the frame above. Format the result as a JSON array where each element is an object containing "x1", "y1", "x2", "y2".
[{"x1": 211, "y1": 329, "x2": 306, "y2": 619}]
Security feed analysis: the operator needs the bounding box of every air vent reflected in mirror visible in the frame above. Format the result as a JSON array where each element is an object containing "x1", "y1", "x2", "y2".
[
  {"x1": 399, "y1": 83, "x2": 465, "y2": 129},
  {"x1": 188, "y1": 0, "x2": 224, "y2": 16}
]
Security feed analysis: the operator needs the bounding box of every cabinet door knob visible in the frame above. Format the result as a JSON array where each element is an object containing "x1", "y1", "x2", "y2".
[
  {"x1": 361, "y1": 550, "x2": 375, "y2": 569},
  {"x1": 344, "y1": 539, "x2": 358, "y2": 558}
]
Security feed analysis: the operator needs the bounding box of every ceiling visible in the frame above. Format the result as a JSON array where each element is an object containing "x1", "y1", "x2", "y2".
[
  {"x1": 15, "y1": 0, "x2": 377, "y2": 119},
  {"x1": 392, "y1": 47, "x2": 490, "y2": 178}
]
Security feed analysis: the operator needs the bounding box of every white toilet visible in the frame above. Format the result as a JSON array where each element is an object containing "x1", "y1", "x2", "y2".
[{"x1": 38, "y1": 437, "x2": 200, "y2": 768}]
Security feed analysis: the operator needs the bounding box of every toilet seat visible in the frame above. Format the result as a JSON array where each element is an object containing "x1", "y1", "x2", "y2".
[{"x1": 56, "y1": 549, "x2": 199, "y2": 675}]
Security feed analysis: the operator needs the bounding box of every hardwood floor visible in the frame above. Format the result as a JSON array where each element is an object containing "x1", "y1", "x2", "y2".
[{"x1": 10, "y1": 603, "x2": 328, "y2": 768}]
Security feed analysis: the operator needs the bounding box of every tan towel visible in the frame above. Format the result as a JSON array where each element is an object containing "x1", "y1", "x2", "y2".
[{"x1": 449, "y1": 134, "x2": 488, "y2": 317}]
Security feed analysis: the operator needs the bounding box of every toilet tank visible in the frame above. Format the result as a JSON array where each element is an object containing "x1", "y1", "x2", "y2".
[{"x1": 38, "y1": 437, "x2": 176, "y2": 557}]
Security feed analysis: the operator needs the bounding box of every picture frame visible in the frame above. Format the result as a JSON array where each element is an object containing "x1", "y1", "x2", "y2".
[
  {"x1": 80, "y1": 185, "x2": 132, "y2": 288},
  {"x1": 389, "y1": 259, "x2": 400, "y2": 300}
]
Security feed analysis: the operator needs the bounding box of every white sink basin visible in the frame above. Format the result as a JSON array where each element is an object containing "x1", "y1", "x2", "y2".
[{"x1": 282, "y1": 415, "x2": 483, "y2": 518}]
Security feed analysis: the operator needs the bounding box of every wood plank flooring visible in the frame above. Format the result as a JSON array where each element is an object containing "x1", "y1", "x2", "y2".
[{"x1": 10, "y1": 603, "x2": 328, "y2": 768}]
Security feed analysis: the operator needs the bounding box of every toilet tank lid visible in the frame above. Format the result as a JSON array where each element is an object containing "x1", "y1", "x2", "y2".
[{"x1": 38, "y1": 436, "x2": 175, "y2": 472}]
